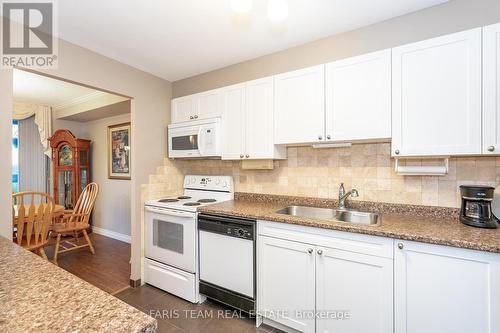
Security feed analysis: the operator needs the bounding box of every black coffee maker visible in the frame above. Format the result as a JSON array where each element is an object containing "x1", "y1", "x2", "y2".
[{"x1": 459, "y1": 185, "x2": 499, "y2": 229}]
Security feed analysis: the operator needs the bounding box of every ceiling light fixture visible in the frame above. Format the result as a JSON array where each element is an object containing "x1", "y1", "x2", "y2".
[
  {"x1": 267, "y1": 0, "x2": 288, "y2": 23},
  {"x1": 231, "y1": 0, "x2": 253, "y2": 14}
]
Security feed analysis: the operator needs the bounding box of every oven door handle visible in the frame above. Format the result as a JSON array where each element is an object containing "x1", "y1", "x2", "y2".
[{"x1": 145, "y1": 206, "x2": 194, "y2": 218}]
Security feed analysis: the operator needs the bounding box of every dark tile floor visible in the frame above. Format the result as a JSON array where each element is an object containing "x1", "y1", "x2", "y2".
[{"x1": 115, "y1": 285, "x2": 281, "y2": 333}]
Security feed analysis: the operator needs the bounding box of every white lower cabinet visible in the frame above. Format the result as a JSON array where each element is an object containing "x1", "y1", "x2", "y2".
[
  {"x1": 394, "y1": 240, "x2": 500, "y2": 333},
  {"x1": 316, "y1": 248, "x2": 393, "y2": 333},
  {"x1": 257, "y1": 221, "x2": 394, "y2": 333},
  {"x1": 258, "y1": 236, "x2": 316, "y2": 333},
  {"x1": 257, "y1": 221, "x2": 500, "y2": 333}
]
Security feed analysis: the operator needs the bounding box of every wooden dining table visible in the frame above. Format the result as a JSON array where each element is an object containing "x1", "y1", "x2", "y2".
[{"x1": 12, "y1": 204, "x2": 65, "y2": 225}]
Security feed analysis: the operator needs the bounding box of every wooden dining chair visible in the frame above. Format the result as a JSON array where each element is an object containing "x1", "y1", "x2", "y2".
[
  {"x1": 12, "y1": 192, "x2": 55, "y2": 260},
  {"x1": 52, "y1": 183, "x2": 99, "y2": 265}
]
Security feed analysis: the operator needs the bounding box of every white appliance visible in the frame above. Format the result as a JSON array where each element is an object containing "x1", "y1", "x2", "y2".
[
  {"x1": 198, "y1": 214, "x2": 256, "y2": 313},
  {"x1": 144, "y1": 175, "x2": 234, "y2": 303},
  {"x1": 167, "y1": 118, "x2": 221, "y2": 158}
]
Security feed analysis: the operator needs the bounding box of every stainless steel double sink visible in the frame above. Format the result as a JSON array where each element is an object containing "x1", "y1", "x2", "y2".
[{"x1": 275, "y1": 205, "x2": 380, "y2": 225}]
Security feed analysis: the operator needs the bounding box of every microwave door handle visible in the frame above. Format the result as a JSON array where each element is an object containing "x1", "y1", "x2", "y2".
[{"x1": 197, "y1": 126, "x2": 206, "y2": 156}]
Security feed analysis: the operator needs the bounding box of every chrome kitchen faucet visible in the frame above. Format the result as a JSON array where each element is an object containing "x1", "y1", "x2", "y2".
[{"x1": 338, "y1": 183, "x2": 359, "y2": 210}]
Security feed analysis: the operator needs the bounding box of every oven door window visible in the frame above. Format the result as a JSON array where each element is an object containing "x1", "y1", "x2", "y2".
[
  {"x1": 171, "y1": 135, "x2": 198, "y2": 151},
  {"x1": 153, "y1": 219, "x2": 184, "y2": 254}
]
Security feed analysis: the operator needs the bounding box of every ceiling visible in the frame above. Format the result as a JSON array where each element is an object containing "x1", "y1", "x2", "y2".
[
  {"x1": 13, "y1": 69, "x2": 130, "y2": 122},
  {"x1": 56, "y1": 0, "x2": 449, "y2": 82},
  {"x1": 14, "y1": 69, "x2": 99, "y2": 107}
]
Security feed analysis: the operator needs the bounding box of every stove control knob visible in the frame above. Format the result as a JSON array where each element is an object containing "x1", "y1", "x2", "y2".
[
  {"x1": 215, "y1": 178, "x2": 220, "y2": 185},
  {"x1": 237, "y1": 229, "x2": 245, "y2": 237},
  {"x1": 222, "y1": 180, "x2": 228, "y2": 188},
  {"x1": 191, "y1": 177, "x2": 197, "y2": 184}
]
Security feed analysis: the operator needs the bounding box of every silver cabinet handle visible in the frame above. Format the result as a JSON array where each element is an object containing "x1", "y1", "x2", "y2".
[
  {"x1": 317, "y1": 249, "x2": 323, "y2": 255},
  {"x1": 245, "y1": 154, "x2": 250, "y2": 158},
  {"x1": 318, "y1": 135, "x2": 323, "y2": 140},
  {"x1": 194, "y1": 115, "x2": 198, "y2": 119},
  {"x1": 307, "y1": 248, "x2": 313, "y2": 254},
  {"x1": 395, "y1": 149, "x2": 400, "y2": 155},
  {"x1": 240, "y1": 154, "x2": 244, "y2": 158},
  {"x1": 326, "y1": 135, "x2": 331, "y2": 140},
  {"x1": 488, "y1": 146, "x2": 495, "y2": 152},
  {"x1": 398, "y1": 243, "x2": 404, "y2": 250},
  {"x1": 189, "y1": 116, "x2": 194, "y2": 119}
]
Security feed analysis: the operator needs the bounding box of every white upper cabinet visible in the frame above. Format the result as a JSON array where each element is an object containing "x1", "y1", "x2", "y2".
[
  {"x1": 221, "y1": 78, "x2": 286, "y2": 160},
  {"x1": 274, "y1": 65, "x2": 325, "y2": 144},
  {"x1": 483, "y1": 23, "x2": 500, "y2": 155},
  {"x1": 220, "y1": 83, "x2": 246, "y2": 160},
  {"x1": 245, "y1": 77, "x2": 282, "y2": 159},
  {"x1": 325, "y1": 49, "x2": 391, "y2": 142},
  {"x1": 171, "y1": 89, "x2": 221, "y2": 123},
  {"x1": 391, "y1": 28, "x2": 482, "y2": 157},
  {"x1": 171, "y1": 95, "x2": 197, "y2": 123},
  {"x1": 394, "y1": 240, "x2": 500, "y2": 333},
  {"x1": 197, "y1": 90, "x2": 221, "y2": 120}
]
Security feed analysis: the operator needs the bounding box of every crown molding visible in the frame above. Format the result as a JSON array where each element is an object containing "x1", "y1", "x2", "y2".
[{"x1": 52, "y1": 91, "x2": 107, "y2": 111}]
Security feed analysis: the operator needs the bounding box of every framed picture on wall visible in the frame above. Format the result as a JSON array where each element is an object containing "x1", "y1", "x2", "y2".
[{"x1": 108, "y1": 122, "x2": 131, "y2": 180}]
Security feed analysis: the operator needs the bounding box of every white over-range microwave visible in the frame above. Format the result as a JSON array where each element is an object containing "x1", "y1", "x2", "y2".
[{"x1": 167, "y1": 118, "x2": 221, "y2": 158}]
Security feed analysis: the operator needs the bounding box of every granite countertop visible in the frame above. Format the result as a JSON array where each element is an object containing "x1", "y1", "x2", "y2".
[
  {"x1": 199, "y1": 194, "x2": 500, "y2": 254},
  {"x1": 0, "y1": 237, "x2": 157, "y2": 333}
]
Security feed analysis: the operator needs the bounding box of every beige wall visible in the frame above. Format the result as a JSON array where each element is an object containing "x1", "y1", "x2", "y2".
[
  {"x1": 173, "y1": 0, "x2": 500, "y2": 97},
  {"x1": 0, "y1": 34, "x2": 172, "y2": 282},
  {"x1": 81, "y1": 113, "x2": 132, "y2": 237},
  {"x1": 52, "y1": 114, "x2": 88, "y2": 138},
  {"x1": 146, "y1": 145, "x2": 499, "y2": 209}
]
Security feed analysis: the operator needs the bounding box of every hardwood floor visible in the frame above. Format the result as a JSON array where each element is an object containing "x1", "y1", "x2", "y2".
[
  {"x1": 115, "y1": 285, "x2": 280, "y2": 333},
  {"x1": 44, "y1": 233, "x2": 131, "y2": 294},
  {"x1": 42, "y1": 232, "x2": 280, "y2": 332}
]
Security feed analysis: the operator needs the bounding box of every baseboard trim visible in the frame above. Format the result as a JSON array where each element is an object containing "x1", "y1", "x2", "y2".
[
  {"x1": 130, "y1": 278, "x2": 141, "y2": 288},
  {"x1": 92, "y1": 226, "x2": 131, "y2": 243}
]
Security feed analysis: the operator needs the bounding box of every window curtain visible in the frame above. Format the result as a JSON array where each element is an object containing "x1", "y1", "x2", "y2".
[
  {"x1": 12, "y1": 102, "x2": 52, "y2": 157},
  {"x1": 18, "y1": 116, "x2": 49, "y2": 193}
]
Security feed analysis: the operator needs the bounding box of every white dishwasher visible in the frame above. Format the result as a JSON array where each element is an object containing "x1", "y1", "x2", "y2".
[{"x1": 198, "y1": 214, "x2": 256, "y2": 313}]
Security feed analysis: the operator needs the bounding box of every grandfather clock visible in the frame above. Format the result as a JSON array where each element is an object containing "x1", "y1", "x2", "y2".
[{"x1": 49, "y1": 129, "x2": 91, "y2": 210}]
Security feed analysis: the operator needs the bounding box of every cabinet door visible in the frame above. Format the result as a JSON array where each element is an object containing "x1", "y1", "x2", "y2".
[
  {"x1": 197, "y1": 89, "x2": 221, "y2": 120},
  {"x1": 221, "y1": 84, "x2": 246, "y2": 160},
  {"x1": 171, "y1": 95, "x2": 197, "y2": 123},
  {"x1": 274, "y1": 65, "x2": 325, "y2": 144},
  {"x1": 484, "y1": 23, "x2": 500, "y2": 154},
  {"x1": 325, "y1": 49, "x2": 391, "y2": 142},
  {"x1": 394, "y1": 240, "x2": 500, "y2": 333},
  {"x1": 257, "y1": 236, "x2": 316, "y2": 333},
  {"x1": 245, "y1": 77, "x2": 274, "y2": 159},
  {"x1": 316, "y1": 247, "x2": 393, "y2": 333},
  {"x1": 392, "y1": 28, "x2": 482, "y2": 157}
]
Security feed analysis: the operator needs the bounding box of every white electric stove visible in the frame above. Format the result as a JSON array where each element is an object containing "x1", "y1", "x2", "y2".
[{"x1": 144, "y1": 175, "x2": 234, "y2": 303}]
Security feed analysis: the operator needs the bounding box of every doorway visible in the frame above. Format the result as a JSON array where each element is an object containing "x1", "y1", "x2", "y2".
[{"x1": 12, "y1": 68, "x2": 133, "y2": 294}]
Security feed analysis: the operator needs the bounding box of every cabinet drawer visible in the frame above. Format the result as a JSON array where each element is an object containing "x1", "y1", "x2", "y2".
[{"x1": 258, "y1": 220, "x2": 393, "y2": 259}]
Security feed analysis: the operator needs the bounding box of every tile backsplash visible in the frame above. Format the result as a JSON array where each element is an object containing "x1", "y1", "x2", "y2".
[{"x1": 145, "y1": 143, "x2": 500, "y2": 208}]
